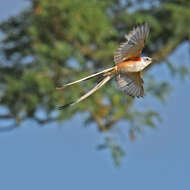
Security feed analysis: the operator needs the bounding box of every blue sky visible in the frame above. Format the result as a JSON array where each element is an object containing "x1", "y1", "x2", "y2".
[{"x1": 0, "y1": 1, "x2": 190, "y2": 190}]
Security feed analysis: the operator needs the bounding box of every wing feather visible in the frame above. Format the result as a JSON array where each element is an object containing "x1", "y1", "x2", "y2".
[
  {"x1": 114, "y1": 23, "x2": 149, "y2": 65},
  {"x1": 116, "y1": 72, "x2": 144, "y2": 98}
]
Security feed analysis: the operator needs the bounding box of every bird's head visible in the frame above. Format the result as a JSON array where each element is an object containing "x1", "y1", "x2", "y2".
[{"x1": 141, "y1": 56, "x2": 152, "y2": 66}]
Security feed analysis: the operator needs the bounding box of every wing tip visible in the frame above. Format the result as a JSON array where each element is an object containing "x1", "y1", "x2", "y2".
[
  {"x1": 127, "y1": 93, "x2": 144, "y2": 98},
  {"x1": 131, "y1": 22, "x2": 150, "y2": 36},
  {"x1": 135, "y1": 22, "x2": 149, "y2": 29}
]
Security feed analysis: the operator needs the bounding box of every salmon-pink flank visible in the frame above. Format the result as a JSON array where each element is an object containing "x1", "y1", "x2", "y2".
[{"x1": 117, "y1": 57, "x2": 141, "y2": 70}]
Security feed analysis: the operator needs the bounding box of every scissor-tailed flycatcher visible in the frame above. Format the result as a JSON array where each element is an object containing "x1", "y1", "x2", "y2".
[{"x1": 57, "y1": 23, "x2": 152, "y2": 109}]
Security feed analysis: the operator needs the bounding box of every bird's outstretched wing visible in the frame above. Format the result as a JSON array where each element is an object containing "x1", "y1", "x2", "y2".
[
  {"x1": 114, "y1": 23, "x2": 149, "y2": 64},
  {"x1": 116, "y1": 72, "x2": 144, "y2": 98}
]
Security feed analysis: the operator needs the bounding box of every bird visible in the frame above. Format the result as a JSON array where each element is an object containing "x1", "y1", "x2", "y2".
[{"x1": 57, "y1": 23, "x2": 152, "y2": 109}]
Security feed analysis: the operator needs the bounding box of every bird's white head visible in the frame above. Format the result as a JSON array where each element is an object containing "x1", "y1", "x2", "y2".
[{"x1": 141, "y1": 56, "x2": 152, "y2": 68}]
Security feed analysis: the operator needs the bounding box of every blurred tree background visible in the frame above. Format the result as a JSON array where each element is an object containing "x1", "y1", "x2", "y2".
[{"x1": 0, "y1": 0, "x2": 189, "y2": 165}]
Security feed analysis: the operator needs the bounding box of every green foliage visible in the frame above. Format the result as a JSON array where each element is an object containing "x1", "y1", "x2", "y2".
[
  {"x1": 0, "y1": 0, "x2": 190, "y2": 164},
  {"x1": 97, "y1": 137, "x2": 125, "y2": 166}
]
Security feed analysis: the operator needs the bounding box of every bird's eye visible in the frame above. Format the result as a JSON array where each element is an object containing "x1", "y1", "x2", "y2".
[{"x1": 145, "y1": 57, "x2": 151, "y2": 61}]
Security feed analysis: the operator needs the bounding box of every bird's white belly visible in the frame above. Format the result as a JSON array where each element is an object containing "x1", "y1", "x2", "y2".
[{"x1": 121, "y1": 61, "x2": 149, "y2": 72}]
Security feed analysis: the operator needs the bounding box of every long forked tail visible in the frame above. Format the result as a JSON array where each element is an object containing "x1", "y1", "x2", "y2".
[
  {"x1": 58, "y1": 75, "x2": 113, "y2": 110},
  {"x1": 56, "y1": 66, "x2": 115, "y2": 90}
]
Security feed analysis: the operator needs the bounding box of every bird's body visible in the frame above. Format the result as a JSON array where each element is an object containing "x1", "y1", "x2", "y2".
[
  {"x1": 117, "y1": 57, "x2": 151, "y2": 72},
  {"x1": 57, "y1": 23, "x2": 152, "y2": 109}
]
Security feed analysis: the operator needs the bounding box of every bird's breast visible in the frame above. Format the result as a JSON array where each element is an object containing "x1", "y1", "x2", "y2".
[{"x1": 117, "y1": 60, "x2": 144, "y2": 72}]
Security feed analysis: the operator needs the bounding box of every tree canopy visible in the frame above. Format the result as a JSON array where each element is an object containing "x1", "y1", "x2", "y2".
[{"x1": 0, "y1": 0, "x2": 190, "y2": 164}]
